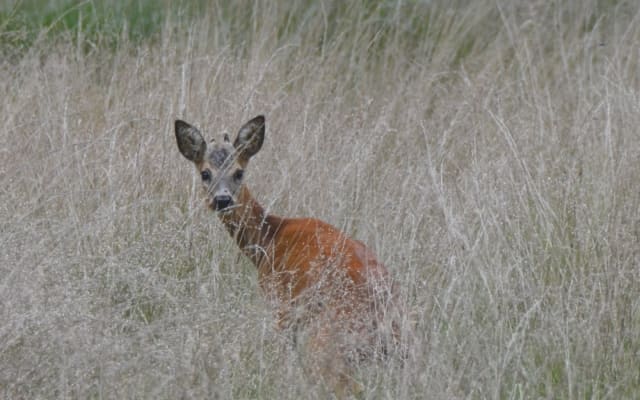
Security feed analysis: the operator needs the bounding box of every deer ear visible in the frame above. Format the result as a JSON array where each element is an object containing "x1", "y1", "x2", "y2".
[
  {"x1": 175, "y1": 120, "x2": 206, "y2": 162},
  {"x1": 233, "y1": 115, "x2": 265, "y2": 162}
]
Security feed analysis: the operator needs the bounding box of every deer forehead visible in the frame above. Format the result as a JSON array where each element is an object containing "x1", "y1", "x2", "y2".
[{"x1": 205, "y1": 143, "x2": 239, "y2": 171}]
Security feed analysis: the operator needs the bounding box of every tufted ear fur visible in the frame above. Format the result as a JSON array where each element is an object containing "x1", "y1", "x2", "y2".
[
  {"x1": 233, "y1": 115, "x2": 265, "y2": 163},
  {"x1": 175, "y1": 120, "x2": 206, "y2": 163}
]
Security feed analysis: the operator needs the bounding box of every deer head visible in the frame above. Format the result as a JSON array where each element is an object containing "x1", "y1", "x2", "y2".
[{"x1": 175, "y1": 115, "x2": 265, "y2": 211}]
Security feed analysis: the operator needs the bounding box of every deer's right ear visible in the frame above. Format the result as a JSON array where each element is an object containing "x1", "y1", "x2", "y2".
[
  {"x1": 233, "y1": 115, "x2": 265, "y2": 163},
  {"x1": 175, "y1": 120, "x2": 206, "y2": 163}
]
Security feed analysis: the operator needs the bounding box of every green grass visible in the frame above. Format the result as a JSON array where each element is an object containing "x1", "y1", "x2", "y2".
[
  {"x1": 0, "y1": 0, "x2": 227, "y2": 56},
  {"x1": 1, "y1": 0, "x2": 640, "y2": 398}
]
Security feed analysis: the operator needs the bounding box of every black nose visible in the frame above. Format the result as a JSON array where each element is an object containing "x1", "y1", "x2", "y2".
[{"x1": 214, "y1": 195, "x2": 233, "y2": 210}]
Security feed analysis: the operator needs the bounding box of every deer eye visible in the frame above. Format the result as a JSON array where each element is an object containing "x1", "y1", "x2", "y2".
[
  {"x1": 201, "y1": 170, "x2": 211, "y2": 181},
  {"x1": 233, "y1": 169, "x2": 244, "y2": 182}
]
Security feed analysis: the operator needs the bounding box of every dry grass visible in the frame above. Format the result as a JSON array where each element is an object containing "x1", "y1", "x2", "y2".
[{"x1": 1, "y1": 1, "x2": 640, "y2": 398}]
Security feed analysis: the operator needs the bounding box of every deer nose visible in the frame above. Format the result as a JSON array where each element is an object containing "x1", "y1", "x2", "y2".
[{"x1": 214, "y1": 195, "x2": 233, "y2": 211}]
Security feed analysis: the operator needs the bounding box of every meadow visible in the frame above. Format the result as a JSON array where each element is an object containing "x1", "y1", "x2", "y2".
[{"x1": 1, "y1": 0, "x2": 639, "y2": 398}]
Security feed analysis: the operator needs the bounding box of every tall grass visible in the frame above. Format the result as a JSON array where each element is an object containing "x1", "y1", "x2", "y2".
[{"x1": 1, "y1": 0, "x2": 639, "y2": 398}]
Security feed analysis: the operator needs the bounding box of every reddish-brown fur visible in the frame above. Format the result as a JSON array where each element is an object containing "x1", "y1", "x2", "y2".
[{"x1": 220, "y1": 185, "x2": 393, "y2": 329}]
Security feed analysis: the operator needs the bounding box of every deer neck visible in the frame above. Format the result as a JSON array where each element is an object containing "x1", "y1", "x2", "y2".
[{"x1": 218, "y1": 185, "x2": 281, "y2": 267}]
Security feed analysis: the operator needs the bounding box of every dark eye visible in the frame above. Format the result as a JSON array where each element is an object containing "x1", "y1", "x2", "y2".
[
  {"x1": 233, "y1": 169, "x2": 244, "y2": 182},
  {"x1": 201, "y1": 170, "x2": 211, "y2": 181}
]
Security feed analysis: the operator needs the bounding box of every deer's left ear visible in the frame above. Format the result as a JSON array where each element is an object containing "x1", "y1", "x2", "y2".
[
  {"x1": 234, "y1": 115, "x2": 265, "y2": 162},
  {"x1": 175, "y1": 120, "x2": 207, "y2": 163}
]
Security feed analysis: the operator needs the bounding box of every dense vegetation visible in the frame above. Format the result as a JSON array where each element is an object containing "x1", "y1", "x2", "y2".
[{"x1": 1, "y1": 1, "x2": 639, "y2": 398}]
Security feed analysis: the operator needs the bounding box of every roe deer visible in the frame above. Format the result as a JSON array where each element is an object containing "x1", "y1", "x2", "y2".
[{"x1": 175, "y1": 115, "x2": 401, "y2": 395}]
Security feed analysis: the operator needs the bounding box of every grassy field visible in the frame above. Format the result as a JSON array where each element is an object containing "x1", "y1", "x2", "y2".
[{"x1": 2, "y1": 0, "x2": 640, "y2": 398}]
